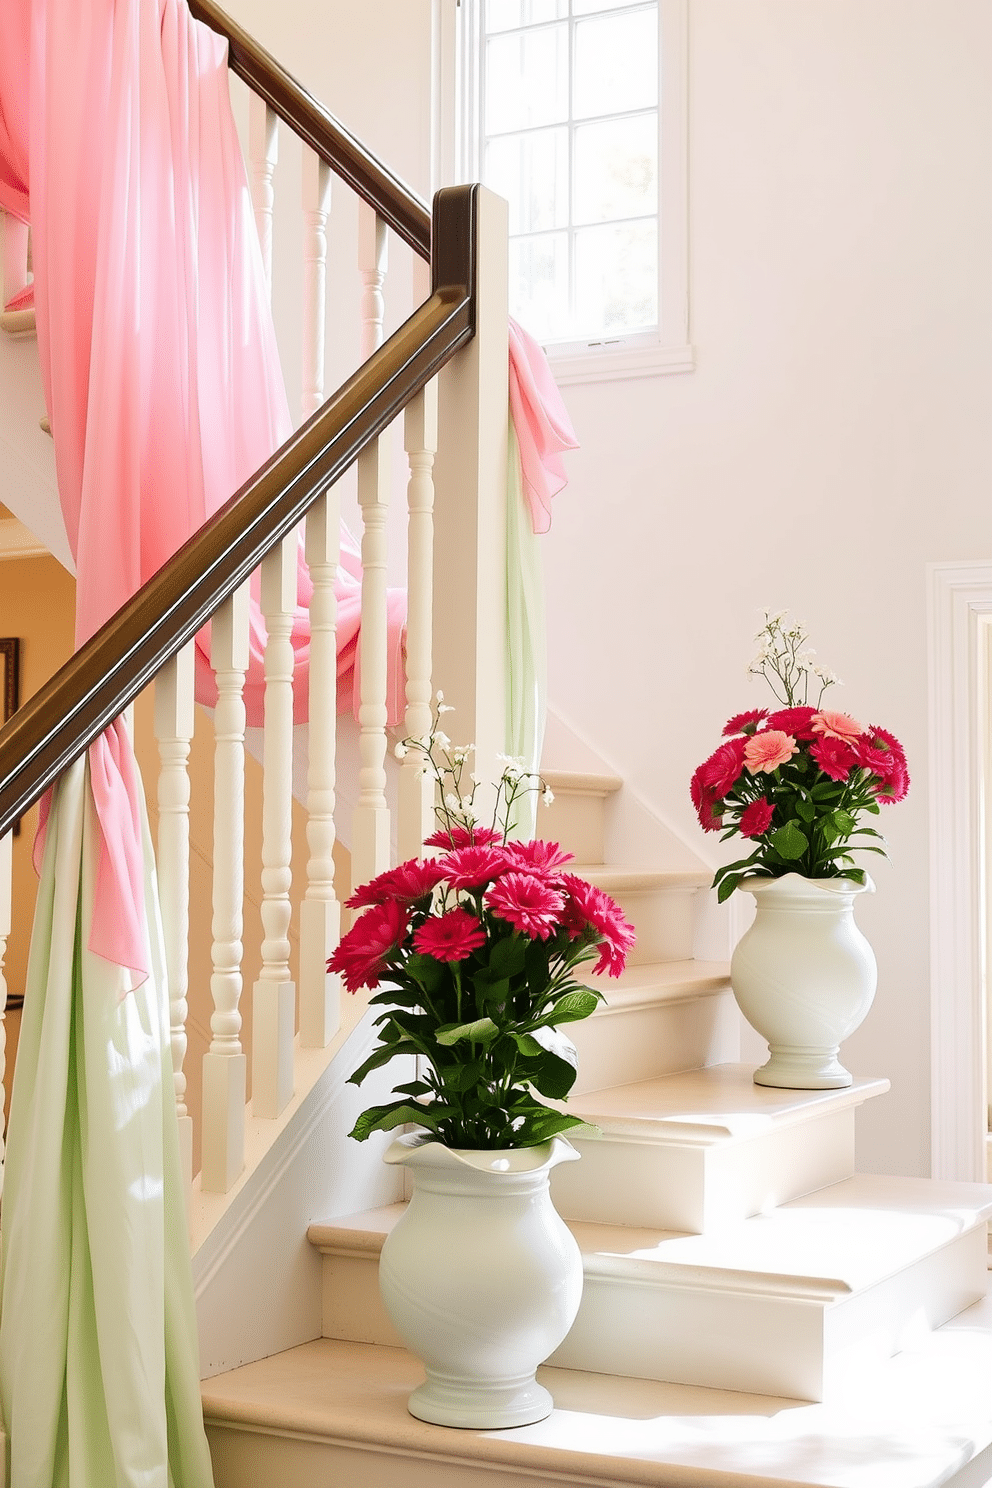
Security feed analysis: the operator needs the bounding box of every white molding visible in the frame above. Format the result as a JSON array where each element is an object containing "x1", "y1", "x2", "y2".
[
  {"x1": 0, "y1": 515, "x2": 48, "y2": 561},
  {"x1": 549, "y1": 338, "x2": 695, "y2": 386},
  {"x1": 928, "y1": 561, "x2": 992, "y2": 1182}
]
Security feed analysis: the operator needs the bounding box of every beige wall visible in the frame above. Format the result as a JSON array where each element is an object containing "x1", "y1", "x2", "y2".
[{"x1": 0, "y1": 554, "x2": 77, "y2": 1126}]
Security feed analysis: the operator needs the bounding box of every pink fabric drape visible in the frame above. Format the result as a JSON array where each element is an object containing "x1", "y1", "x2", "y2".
[
  {"x1": 508, "y1": 316, "x2": 579, "y2": 535},
  {"x1": 0, "y1": 0, "x2": 404, "y2": 979}
]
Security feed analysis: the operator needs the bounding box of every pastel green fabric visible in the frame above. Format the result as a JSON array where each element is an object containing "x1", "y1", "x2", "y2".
[
  {"x1": 0, "y1": 755, "x2": 214, "y2": 1487},
  {"x1": 506, "y1": 420, "x2": 547, "y2": 840}
]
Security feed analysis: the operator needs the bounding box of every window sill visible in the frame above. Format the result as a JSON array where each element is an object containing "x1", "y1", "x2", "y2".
[{"x1": 547, "y1": 339, "x2": 695, "y2": 387}]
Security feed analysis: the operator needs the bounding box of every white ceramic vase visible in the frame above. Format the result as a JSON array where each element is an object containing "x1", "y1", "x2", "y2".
[
  {"x1": 730, "y1": 872, "x2": 877, "y2": 1089},
  {"x1": 379, "y1": 1133, "x2": 583, "y2": 1429}
]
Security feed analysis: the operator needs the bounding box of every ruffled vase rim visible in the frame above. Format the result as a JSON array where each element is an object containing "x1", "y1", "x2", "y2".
[
  {"x1": 738, "y1": 871, "x2": 875, "y2": 897},
  {"x1": 383, "y1": 1130, "x2": 579, "y2": 1173}
]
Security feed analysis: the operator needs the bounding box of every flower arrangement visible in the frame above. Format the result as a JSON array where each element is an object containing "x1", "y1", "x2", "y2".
[
  {"x1": 691, "y1": 613, "x2": 909, "y2": 902},
  {"x1": 329, "y1": 702, "x2": 636, "y2": 1149}
]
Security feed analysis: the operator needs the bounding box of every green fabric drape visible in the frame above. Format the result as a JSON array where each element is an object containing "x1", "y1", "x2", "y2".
[
  {"x1": 506, "y1": 420, "x2": 548, "y2": 840},
  {"x1": 0, "y1": 756, "x2": 214, "y2": 1487}
]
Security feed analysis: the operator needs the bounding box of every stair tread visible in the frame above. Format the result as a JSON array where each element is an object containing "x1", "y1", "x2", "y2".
[
  {"x1": 311, "y1": 1174, "x2": 992, "y2": 1302},
  {"x1": 0, "y1": 306, "x2": 36, "y2": 338},
  {"x1": 571, "y1": 865, "x2": 709, "y2": 890},
  {"x1": 201, "y1": 1294, "x2": 992, "y2": 1488},
  {"x1": 569, "y1": 1064, "x2": 890, "y2": 1139},
  {"x1": 581, "y1": 958, "x2": 730, "y2": 1004},
  {"x1": 539, "y1": 768, "x2": 623, "y2": 796}
]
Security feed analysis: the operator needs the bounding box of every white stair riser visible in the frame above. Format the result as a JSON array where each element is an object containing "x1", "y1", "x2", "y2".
[
  {"x1": 569, "y1": 988, "x2": 738, "y2": 1094},
  {"x1": 614, "y1": 886, "x2": 697, "y2": 965},
  {"x1": 537, "y1": 792, "x2": 608, "y2": 866},
  {"x1": 206, "y1": 1424, "x2": 574, "y2": 1488},
  {"x1": 550, "y1": 1225, "x2": 989, "y2": 1402},
  {"x1": 320, "y1": 1224, "x2": 988, "y2": 1405},
  {"x1": 551, "y1": 1107, "x2": 857, "y2": 1232}
]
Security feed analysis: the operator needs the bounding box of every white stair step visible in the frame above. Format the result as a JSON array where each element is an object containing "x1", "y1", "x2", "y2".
[
  {"x1": 309, "y1": 1174, "x2": 992, "y2": 1403},
  {"x1": 537, "y1": 768, "x2": 621, "y2": 866},
  {"x1": 572, "y1": 866, "x2": 708, "y2": 965},
  {"x1": 553, "y1": 1064, "x2": 890, "y2": 1229},
  {"x1": 570, "y1": 961, "x2": 738, "y2": 1092},
  {"x1": 202, "y1": 1293, "x2": 992, "y2": 1488}
]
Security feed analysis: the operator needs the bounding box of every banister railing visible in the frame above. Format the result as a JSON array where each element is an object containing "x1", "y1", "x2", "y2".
[
  {"x1": 0, "y1": 186, "x2": 478, "y2": 841},
  {"x1": 187, "y1": 0, "x2": 432, "y2": 259}
]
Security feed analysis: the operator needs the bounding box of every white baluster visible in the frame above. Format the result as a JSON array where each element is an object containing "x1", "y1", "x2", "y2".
[
  {"x1": 301, "y1": 150, "x2": 332, "y2": 422},
  {"x1": 300, "y1": 489, "x2": 341, "y2": 1048},
  {"x1": 252, "y1": 537, "x2": 296, "y2": 1119},
  {"x1": 248, "y1": 95, "x2": 279, "y2": 298},
  {"x1": 154, "y1": 643, "x2": 195, "y2": 1196},
  {"x1": 358, "y1": 204, "x2": 388, "y2": 359},
  {"x1": 201, "y1": 584, "x2": 250, "y2": 1193},
  {"x1": 352, "y1": 436, "x2": 391, "y2": 891},
  {"x1": 399, "y1": 382, "x2": 439, "y2": 860},
  {"x1": 0, "y1": 831, "x2": 10, "y2": 1186}
]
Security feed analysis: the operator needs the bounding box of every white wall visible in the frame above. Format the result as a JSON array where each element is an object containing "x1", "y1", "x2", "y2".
[
  {"x1": 221, "y1": 0, "x2": 992, "y2": 1178},
  {"x1": 544, "y1": 0, "x2": 992, "y2": 1177}
]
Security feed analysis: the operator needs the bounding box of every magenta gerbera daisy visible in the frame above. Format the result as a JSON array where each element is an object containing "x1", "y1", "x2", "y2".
[
  {"x1": 346, "y1": 857, "x2": 446, "y2": 910},
  {"x1": 485, "y1": 872, "x2": 565, "y2": 941},
  {"x1": 328, "y1": 899, "x2": 409, "y2": 993},
  {"x1": 722, "y1": 708, "x2": 769, "y2": 737},
  {"x1": 423, "y1": 824, "x2": 503, "y2": 850},
  {"x1": 439, "y1": 844, "x2": 514, "y2": 889},
  {"x1": 413, "y1": 907, "x2": 487, "y2": 962}
]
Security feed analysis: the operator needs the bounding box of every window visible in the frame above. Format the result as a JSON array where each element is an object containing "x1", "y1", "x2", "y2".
[{"x1": 456, "y1": 0, "x2": 691, "y2": 382}]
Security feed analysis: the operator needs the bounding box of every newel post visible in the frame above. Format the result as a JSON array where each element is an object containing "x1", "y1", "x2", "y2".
[{"x1": 430, "y1": 186, "x2": 509, "y2": 800}]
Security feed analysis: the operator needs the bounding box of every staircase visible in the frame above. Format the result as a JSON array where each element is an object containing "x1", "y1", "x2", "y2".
[{"x1": 200, "y1": 769, "x2": 992, "y2": 1488}]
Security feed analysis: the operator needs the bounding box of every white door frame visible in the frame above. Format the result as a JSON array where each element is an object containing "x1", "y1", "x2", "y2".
[{"x1": 928, "y1": 561, "x2": 992, "y2": 1182}]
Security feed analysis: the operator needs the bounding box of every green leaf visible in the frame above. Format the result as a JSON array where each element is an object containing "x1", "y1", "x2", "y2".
[
  {"x1": 435, "y1": 1016, "x2": 499, "y2": 1046},
  {"x1": 832, "y1": 810, "x2": 856, "y2": 835},
  {"x1": 348, "y1": 1101, "x2": 443, "y2": 1143},
  {"x1": 538, "y1": 988, "x2": 601, "y2": 1025},
  {"x1": 347, "y1": 1039, "x2": 423, "y2": 1086},
  {"x1": 489, "y1": 936, "x2": 527, "y2": 979},
  {"x1": 509, "y1": 1031, "x2": 544, "y2": 1058},
  {"x1": 795, "y1": 797, "x2": 816, "y2": 823},
  {"x1": 717, "y1": 871, "x2": 746, "y2": 903},
  {"x1": 770, "y1": 821, "x2": 809, "y2": 859}
]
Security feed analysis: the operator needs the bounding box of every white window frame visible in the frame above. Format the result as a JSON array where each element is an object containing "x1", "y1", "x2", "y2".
[{"x1": 445, "y1": 0, "x2": 691, "y2": 385}]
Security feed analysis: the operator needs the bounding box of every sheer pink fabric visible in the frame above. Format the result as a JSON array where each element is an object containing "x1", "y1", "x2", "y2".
[
  {"x1": 508, "y1": 316, "x2": 579, "y2": 535},
  {"x1": 0, "y1": 0, "x2": 404, "y2": 979}
]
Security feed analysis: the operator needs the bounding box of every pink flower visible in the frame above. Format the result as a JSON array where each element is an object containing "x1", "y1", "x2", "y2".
[
  {"x1": 423, "y1": 824, "x2": 503, "y2": 850},
  {"x1": 439, "y1": 845, "x2": 513, "y2": 889},
  {"x1": 346, "y1": 858, "x2": 445, "y2": 910},
  {"x1": 504, "y1": 839, "x2": 575, "y2": 876},
  {"x1": 413, "y1": 907, "x2": 487, "y2": 962},
  {"x1": 812, "y1": 709, "x2": 864, "y2": 743},
  {"x1": 723, "y1": 709, "x2": 769, "y2": 737},
  {"x1": 689, "y1": 767, "x2": 724, "y2": 833},
  {"x1": 560, "y1": 875, "x2": 636, "y2": 977},
  {"x1": 328, "y1": 899, "x2": 409, "y2": 992},
  {"x1": 858, "y1": 727, "x2": 910, "y2": 803},
  {"x1": 765, "y1": 706, "x2": 818, "y2": 740},
  {"x1": 739, "y1": 798, "x2": 774, "y2": 838},
  {"x1": 810, "y1": 735, "x2": 857, "y2": 782},
  {"x1": 485, "y1": 872, "x2": 565, "y2": 941},
  {"x1": 698, "y1": 738, "x2": 747, "y2": 796},
  {"x1": 743, "y1": 730, "x2": 797, "y2": 774}
]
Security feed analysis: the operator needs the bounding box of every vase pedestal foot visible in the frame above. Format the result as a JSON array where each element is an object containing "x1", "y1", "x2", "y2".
[
  {"x1": 754, "y1": 1045, "x2": 853, "y2": 1090},
  {"x1": 407, "y1": 1369, "x2": 554, "y2": 1430}
]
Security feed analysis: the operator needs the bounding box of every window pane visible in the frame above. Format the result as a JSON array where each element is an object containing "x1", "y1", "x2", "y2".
[
  {"x1": 486, "y1": 26, "x2": 568, "y2": 134},
  {"x1": 574, "y1": 219, "x2": 657, "y2": 337},
  {"x1": 508, "y1": 233, "x2": 571, "y2": 342},
  {"x1": 573, "y1": 113, "x2": 656, "y2": 225},
  {"x1": 486, "y1": 0, "x2": 568, "y2": 31},
  {"x1": 572, "y1": 0, "x2": 649, "y2": 13},
  {"x1": 573, "y1": 10, "x2": 658, "y2": 120},
  {"x1": 486, "y1": 129, "x2": 569, "y2": 234}
]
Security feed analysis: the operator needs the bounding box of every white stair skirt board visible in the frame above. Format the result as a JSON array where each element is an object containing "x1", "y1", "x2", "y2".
[
  {"x1": 551, "y1": 1065, "x2": 891, "y2": 1231},
  {"x1": 569, "y1": 962, "x2": 739, "y2": 1094},
  {"x1": 571, "y1": 867, "x2": 708, "y2": 966},
  {"x1": 308, "y1": 1174, "x2": 992, "y2": 1405},
  {"x1": 201, "y1": 1294, "x2": 992, "y2": 1488}
]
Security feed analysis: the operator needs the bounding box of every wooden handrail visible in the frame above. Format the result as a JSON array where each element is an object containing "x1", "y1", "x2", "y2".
[
  {"x1": 0, "y1": 185, "x2": 479, "y2": 838},
  {"x1": 187, "y1": 0, "x2": 432, "y2": 260}
]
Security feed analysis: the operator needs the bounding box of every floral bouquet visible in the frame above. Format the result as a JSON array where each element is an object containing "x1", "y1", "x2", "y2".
[
  {"x1": 691, "y1": 613, "x2": 909, "y2": 902},
  {"x1": 329, "y1": 702, "x2": 636, "y2": 1149}
]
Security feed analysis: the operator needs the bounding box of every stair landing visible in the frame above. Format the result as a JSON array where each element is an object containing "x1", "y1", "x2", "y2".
[{"x1": 202, "y1": 1292, "x2": 992, "y2": 1488}]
